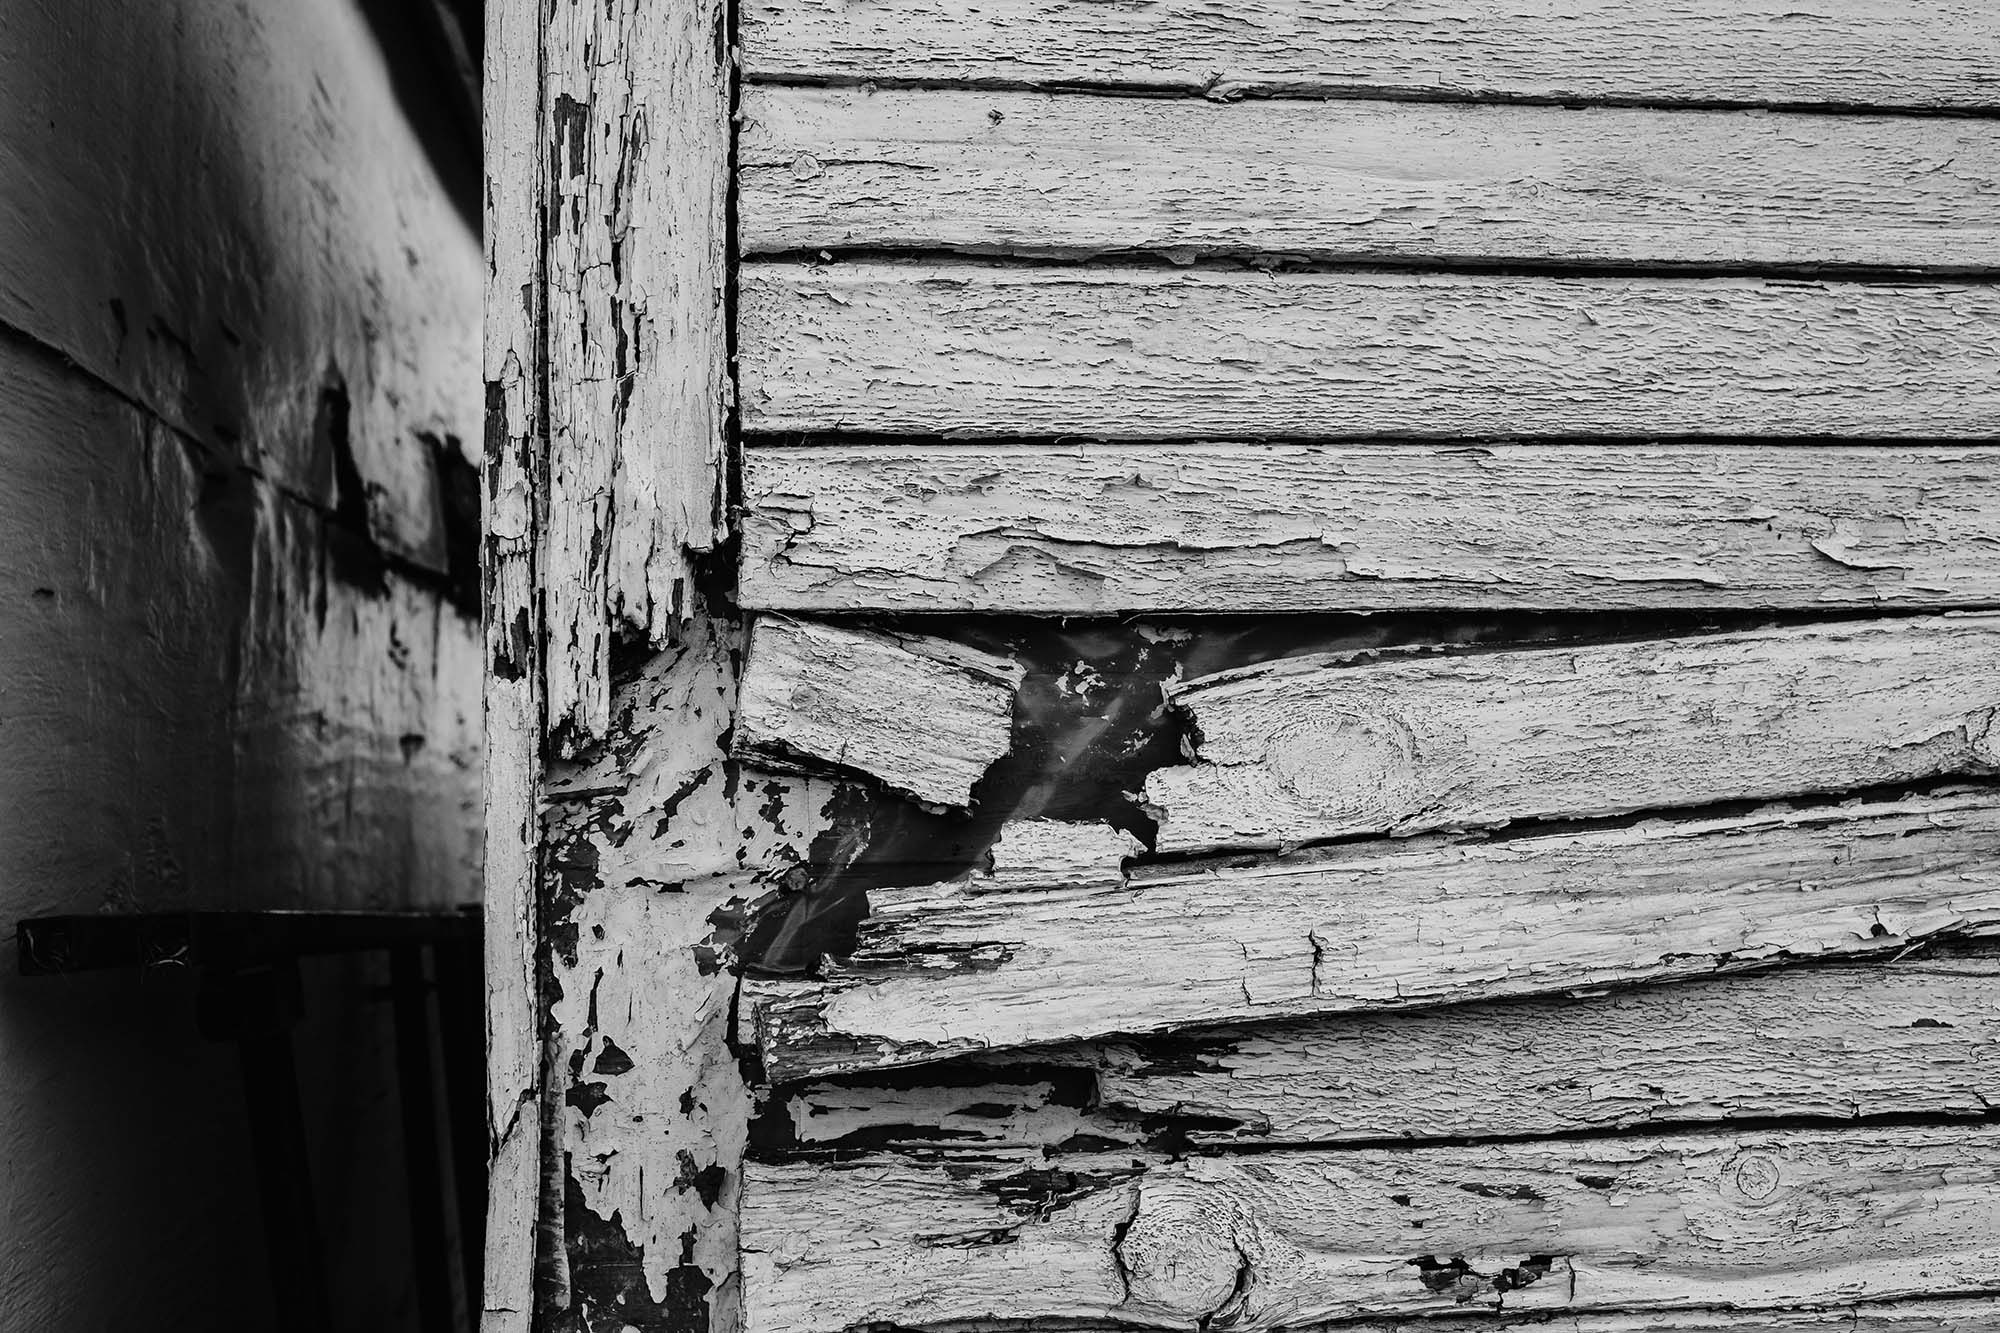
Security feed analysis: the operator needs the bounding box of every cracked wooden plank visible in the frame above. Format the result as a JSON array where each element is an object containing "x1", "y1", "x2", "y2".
[
  {"x1": 481, "y1": 0, "x2": 545, "y2": 1324},
  {"x1": 739, "y1": 0, "x2": 2000, "y2": 108},
  {"x1": 1087, "y1": 960, "x2": 2000, "y2": 1145},
  {"x1": 1147, "y1": 614, "x2": 2000, "y2": 854},
  {"x1": 541, "y1": 0, "x2": 730, "y2": 748},
  {"x1": 738, "y1": 264, "x2": 2000, "y2": 439},
  {"x1": 748, "y1": 789, "x2": 2000, "y2": 1079},
  {"x1": 742, "y1": 1126, "x2": 2000, "y2": 1331},
  {"x1": 742, "y1": 88, "x2": 2000, "y2": 269},
  {"x1": 735, "y1": 617, "x2": 1024, "y2": 808},
  {"x1": 738, "y1": 443, "x2": 2000, "y2": 614},
  {"x1": 766, "y1": 959, "x2": 2000, "y2": 1150}
]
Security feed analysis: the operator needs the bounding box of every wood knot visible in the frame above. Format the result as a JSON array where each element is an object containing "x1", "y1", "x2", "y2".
[
  {"x1": 1264, "y1": 710, "x2": 1428, "y2": 829},
  {"x1": 1116, "y1": 1181, "x2": 1245, "y2": 1322},
  {"x1": 1729, "y1": 1152, "x2": 1783, "y2": 1203}
]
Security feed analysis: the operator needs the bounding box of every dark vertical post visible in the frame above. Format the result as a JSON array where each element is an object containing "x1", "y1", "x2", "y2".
[{"x1": 393, "y1": 945, "x2": 455, "y2": 1332}]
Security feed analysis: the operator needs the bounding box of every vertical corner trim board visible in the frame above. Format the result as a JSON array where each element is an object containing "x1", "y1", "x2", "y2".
[
  {"x1": 741, "y1": 1127, "x2": 2000, "y2": 1332},
  {"x1": 1147, "y1": 613, "x2": 2000, "y2": 853},
  {"x1": 733, "y1": 617, "x2": 1024, "y2": 808},
  {"x1": 540, "y1": 0, "x2": 731, "y2": 747},
  {"x1": 736, "y1": 264, "x2": 2000, "y2": 439},
  {"x1": 748, "y1": 788, "x2": 2000, "y2": 1079},
  {"x1": 738, "y1": 0, "x2": 2000, "y2": 109},
  {"x1": 737, "y1": 443, "x2": 2000, "y2": 614},
  {"x1": 740, "y1": 88, "x2": 2000, "y2": 269}
]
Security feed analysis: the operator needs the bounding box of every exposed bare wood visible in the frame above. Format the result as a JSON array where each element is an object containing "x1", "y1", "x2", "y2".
[
  {"x1": 738, "y1": 264, "x2": 2000, "y2": 439},
  {"x1": 1148, "y1": 615, "x2": 2000, "y2": 853},
  {"x1": 742, "y1": 1127, "x2": 2000, "y2": 1331},
  {"x1": 770, "y1": 961, "x2": 2000, "y2": 1150},
  {"x1": 739, "y1": 443, "x2": 2000, "y2": 614},
  {"x1": 739, "y1": 0, "x2": 2000, "y2": 109},
  {"x1": 977, "y1": 821, "x2": 1143, "y2": 894},
  {"x1": 481, "y1": 0, "x2": 545, "y2": 1324},
  {"x1": 1088, "y1": 961, "x2": 2000, "y2": 1144},
  {"x1": 735, "y1": 618, "x2": 1024, "y2": 808},
  {"x1": 743, "y1": 89, "x2": 2000, "y2": 269},
  {"x1": 749, "y1": 790, "x2": 2000, "y2": 1079},
  {"x1": 540, "y1": 0, "x2": 731, "y2": 748}
]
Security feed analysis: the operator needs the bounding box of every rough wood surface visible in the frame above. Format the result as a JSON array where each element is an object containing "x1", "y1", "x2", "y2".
[
  {"x1": 735, "y1": 618, "x2": 1025, "y2": 808},
  {"x1": 540, "y1": 0, "x2": 731, "y2": 748},
  {"x1": 739, "y1": 0, "x2": 2000, "y2": 108},
  {"x1": 1088, "y1": 961, "x2": 2000, "y2": 1145},
  {"x1": 742, "y1": 88, "x2": 2000, "y2": 269},
  {"x1": 738, "y1": 264, "x2": 2000, "y2": 439},
  {"x1": 739, "y1": 443, "x2": 2000, "y2": 613},
  {"x1": 749, "y1": 790, "x2": 2000, "y2": 1078},
  {"x1": 742, "y1": 1127, "x2": 2000, "y2": 1331},
  {"x1": 977, "y1": 821, "x2": 1144, "y2": 894},
  {"x1": 1148, "y1": 615, "x2": 2000, "y2": 853},
  {"x1": 543, "y1": 615, "x2": 842, "y2": 1333},
  {"x1": 769, "y1": 961, "x2": 2000, "y2": 1150},
  {"x1": 481, "y1": 0, "x2": 544, "y2": 1324}
]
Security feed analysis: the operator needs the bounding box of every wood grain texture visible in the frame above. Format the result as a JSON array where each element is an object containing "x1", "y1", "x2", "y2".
[
  {"x1": 739, "y1": 0, "x2": 2000, "y2": 108},
  {"x1": 736, "y1": 618, "x2": 1025, "y2": 807},
  {"x1": 738, "y1": 264, "x2": 2000, "y2": 438},
  {"x1": 1148, "y1": 615, "x2": 2000, "y2": 853},
  {"x1": 481, "y1": 0, "x2": 543, "y2": 1323},
  {"x1": 749, "y1": 790, "x2": 2000, "y2": 1078},
  {"x1": 743, "y1": 88, "x2": 2000, "y2": 269},
  {"x1": 739, "y1": 443, "x2": 2000, "y2": 613},
  {"x1": 742, "y1": 1127, "x2": 2000, "y2": 1330},
  {"x1": 769, "y1": 961, "x2": 2000, "y2": 1150},
  {"x1": 1086, "y1": 961, "x2": 2000, "y2": 1145},
  {"x1": 541, "y1": 0, "x2": 731, "y2": 747}
]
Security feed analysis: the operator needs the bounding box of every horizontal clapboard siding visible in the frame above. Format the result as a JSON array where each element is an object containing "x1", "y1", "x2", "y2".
[
  {"x1": 1147, "y1": 614, "x2": 2000, "y2": 852},
  {"x1": 743, "y1": 1127, "x2": 2000, "y2": 1331},
  {"x1": 742, "y1": 89, "x2": 2000, "y2": 268},
  {"x1": 737, "y1": 265, "x2": 2000, "y2": 437},
  {"x1": 739, "y1": 443, "x2": 2000, "y2": 612},
  {"x1": 750, "y1": 790, "x2": 2000, "y2": 1078},
  {"x1": 774, "y1": 961, "x2": 2000, "y2": 1149},
  {"x1": 739, "y1": 0, "x2": 2000, "y2": 109}
]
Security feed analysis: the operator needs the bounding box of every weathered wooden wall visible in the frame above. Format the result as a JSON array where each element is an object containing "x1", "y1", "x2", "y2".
[
  {"x1": 1, "y1": 0, "x2": 482, "y2": 1325},
  {"x1": 489, "y1": 1, "x2": 2000, "y2": 1330}
]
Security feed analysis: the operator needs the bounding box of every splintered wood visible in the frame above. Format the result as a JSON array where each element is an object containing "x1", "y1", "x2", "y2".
[
  {"x1": 737, "y1": 265, "x2": 2000, "y2": 438},
  {"x1": 734, "y1": 617, "x2": 1023, "y2": 807},
  {"x1": 740, "y1": 444, "x2": 2000, "y2": 613},
  {"x1": 749, "y1": 789, "x2": 2000, "y2": 1079},
  {"x1": 742, "y1": 1127, "x2": 2000, "y2": 1331},
  {"x1": 1148, "y1": 614, "x2": 2000, "y2": 853},
  {"x1": 742, "y1": 88, "x2": 2000, "y2": 268},
  {"x1": 740, "y1": 0, "x2": 2000, "y2": 108}
]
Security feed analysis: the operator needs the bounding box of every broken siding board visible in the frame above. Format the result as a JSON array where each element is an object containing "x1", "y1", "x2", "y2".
[
  {"x1": 741, "y1": 1127, "x2": 2000, "y2": 1331},
  {"x1": 1147, "y1": 614, "x2": 2000, "y2": 853},
  {"x1": 737, "y1": 265, "x2": 2000, "y2": 439},
  {"x1": 1086, "y1": 961, "x2": 2000, "y2": 1145},
  {"x1": 734, "y1": 618, "x2": 1025, "y2": 808},
  {"x1": 541, "y1": 0, "x2": 731, "y2": 747},
  {"x1": 769, "y1": 960, "x2": 2000, "y2": 1150},
  {"x1": 749, "y1": 790, "x2": 2000, "y2": 1079},
  {"x1": 739, "y1": 0, "x2": 2000, "y2": 109},
  {"x1": 743, "y1": 89, "x2": 2000, "y2": 269},
  {"x1": 738, "y1": 443, "x2": 2000, "y2": 613}
]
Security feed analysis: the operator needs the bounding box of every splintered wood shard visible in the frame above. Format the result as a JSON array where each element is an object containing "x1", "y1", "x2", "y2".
[
  {"x1": 748, "y1": 789, "x2": 2000, "y2": 1079},
  {"x1": 734, "y1": 617, "x2": 1024, "y2": 807},
  {"x1": 976, "y1": 819, "x2": 1143, "y2": 893},
  {"x1": 1148, "y1": 614, "x2": 2000, "y2": 853},
  {"x1": 742, "y1": 88, "x2": 2000, "y2": 269},
  {"x1": 739, "y1": 0, "x2": 2000, "y2": 110},
  {"x1": 738, "y1": 443, "x2": 2000, "y2": 614},
  {"x1": 737, "y1": 264, "x2": 2000, "y2": 438},
  {"x1": 741, "y1": 1126, "x2": 2000, "y2": 1332}
]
